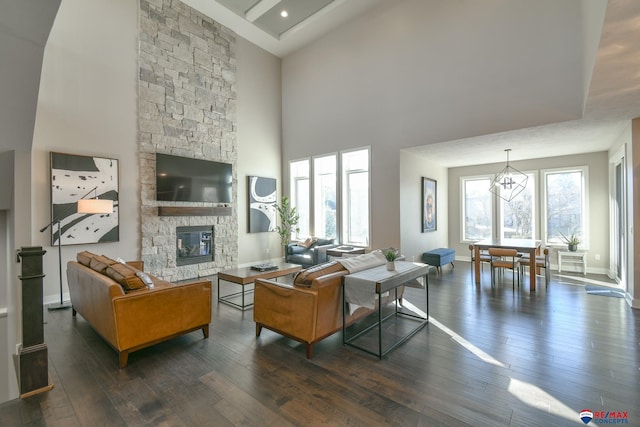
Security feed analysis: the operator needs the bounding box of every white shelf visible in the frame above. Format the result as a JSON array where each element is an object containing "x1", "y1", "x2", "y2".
[{"x1": 558, "y1": 251, "x2": 587, "y2": 275}]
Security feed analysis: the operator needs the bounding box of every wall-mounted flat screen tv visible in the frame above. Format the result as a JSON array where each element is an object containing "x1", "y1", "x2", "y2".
[{"x1": 156, "y1": 153, "x2": 232, "y2": 203}]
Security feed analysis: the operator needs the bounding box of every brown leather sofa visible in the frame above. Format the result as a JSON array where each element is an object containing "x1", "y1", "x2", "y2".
[
  {"x1": 67, "y1": 252, "x2": 211, "y2": 368},
  {"x1": 253, "y1": 259, "x2": 404, "y2": 358}
]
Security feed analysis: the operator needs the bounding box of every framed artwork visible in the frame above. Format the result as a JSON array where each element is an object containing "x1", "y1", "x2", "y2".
[
  {"x1": 49, "y1": 152, "x2": 119, "y2": 245},
  {"x1": 422, "y1": 177, "x2": 437, "y2": 232},
  {"x1": 248, "y1": 175, "x2": 276, "y2": 233}
]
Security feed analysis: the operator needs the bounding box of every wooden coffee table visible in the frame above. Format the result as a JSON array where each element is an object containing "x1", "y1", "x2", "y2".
[{"x1": 216, "y1": 263, "x2": 302, "y2": 310}]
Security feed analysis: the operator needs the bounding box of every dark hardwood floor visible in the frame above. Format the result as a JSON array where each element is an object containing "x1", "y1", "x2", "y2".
[{"x1": 1, "y1": 262, "x2": 639, "y2": 426}]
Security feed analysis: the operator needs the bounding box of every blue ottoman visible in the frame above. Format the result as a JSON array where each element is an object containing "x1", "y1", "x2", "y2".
[{"x1": 422, "y1": 248, "x2": 456, "y2": 274}]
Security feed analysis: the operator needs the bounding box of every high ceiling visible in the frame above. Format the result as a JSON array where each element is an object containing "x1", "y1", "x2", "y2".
[
  {"x1": 182, "y1": 0, "x2": 385, "y2": 57},
  {"x1": 3, "y1": 1, "x2": 637, "y2": 167},
  {"x1": 214, "y1": 0, "x2": 334, "y2": 40},
  {"x1": 0, "y1": 0, "x2": 61, "y2": 154},
  {"x1": 185, "y1": 0, "x2": 640, "y2": 167}
]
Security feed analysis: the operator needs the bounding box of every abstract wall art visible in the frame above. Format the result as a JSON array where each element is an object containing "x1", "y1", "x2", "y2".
[
  {"x1": 422, "y1": 177, "x2": 437, "y2": 232},
  {"x1": 49, "y1": 152, "x2": 119, "y2": 245},
  {"x1": 248, "y1": 175, "x2": 276, "y2": 233}
]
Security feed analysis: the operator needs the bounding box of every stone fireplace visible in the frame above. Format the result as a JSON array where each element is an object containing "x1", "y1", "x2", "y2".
[
  {"x1": 137, "y1": 0, "x2": 238, "y2": 282},
  {"x1": 176, "y1": 226, "x2": 213, "y2": 266}
]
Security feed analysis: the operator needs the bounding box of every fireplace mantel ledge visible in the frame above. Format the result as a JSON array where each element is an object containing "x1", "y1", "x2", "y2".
[{"x1": 157, "y1": 206, "x2": 232, "y2": 217}]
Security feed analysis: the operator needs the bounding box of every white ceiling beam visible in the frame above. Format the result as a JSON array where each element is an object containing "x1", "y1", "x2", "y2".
[{"x1": 245, "y1": 0, "x2": 281, "y2": 22}]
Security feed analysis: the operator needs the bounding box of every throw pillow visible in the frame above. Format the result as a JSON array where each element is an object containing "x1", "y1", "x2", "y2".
[
  {"x1": 136, "y1": 271, "x2": 155, "y2": 288},
  {"x1": 294, "y1": 261, "x2": 346, "y2": 287},
  {"x1": 77, "y1": 251, "x2": 97, "y2": 267},
  {"x1": 316, "y1": 238, "x2": 334, "y2": 246},
  {"x1": 105, "y1": 263, "x2": 148, "y2": 292},
  {"x1": 298, "y1": 237, "x2": 318, "y2": 248},
  {"x1": 89, "y1": 255, "x2": 117, "y2": 274}
]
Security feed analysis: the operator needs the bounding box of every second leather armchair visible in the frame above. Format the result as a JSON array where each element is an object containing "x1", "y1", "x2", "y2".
[{"x1": 285, "y1": 238, "x2": 337, "y2": 268}]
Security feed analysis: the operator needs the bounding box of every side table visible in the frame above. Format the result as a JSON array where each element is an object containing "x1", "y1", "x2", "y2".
[
  {"x1": 558, "y1": 251, "x2": 587, "y2": 275},
  {"x1": 326, "y1": 246, "x2": 366, "y2": 258}
]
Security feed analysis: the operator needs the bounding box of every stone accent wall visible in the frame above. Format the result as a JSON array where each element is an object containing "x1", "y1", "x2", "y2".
[{"x1": 138, "y1": 0, "x2": 237, "y2": 281}]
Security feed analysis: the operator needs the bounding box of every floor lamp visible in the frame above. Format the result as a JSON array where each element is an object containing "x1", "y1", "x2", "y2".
[{"x1": 40, "y1": 186, "x2": 113, "y2": 310}]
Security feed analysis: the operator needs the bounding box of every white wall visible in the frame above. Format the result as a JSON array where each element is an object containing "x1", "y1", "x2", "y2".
[
  {"x1": 31, "y1": 0, "x2": 140, "y2": 303},
  {"x1": 399, "y1": 150, "x2": 448, "y2": 262},
  {"x1": 279, "y1": 0, "x2": 601, "y2": 252},
  {"x1": 0, "y1": 209, "x2": 9, "y2": 403},
  {"x1": 236, "y1": 38, "x2": 283, "y2": 265},
  {"x1": 280, "y1": 0, "x2": 599, "y2": 154}
]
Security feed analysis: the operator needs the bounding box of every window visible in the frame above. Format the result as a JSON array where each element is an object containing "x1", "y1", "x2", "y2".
[
  {"x1": 462, "y1": 167, "x2": 587, "y2": 246},
  {"x1": 290, "y1": 159, "x2": 309, "y2": 239},
  {"x1": 462, "y1": 177, "x2": 492, "y2": 241},
  {"x1": 500, "y1": 172, "x2": 536, "y2": 239},
  {"x1": 543, "y1": 167, "x2": 588, "y2": 247},
  {"x1": 289, "y1": 147, "x2": 370, "y2": 246},
  {"x1": 313, "y1": 155, "x2": 337, "y2": 240},
  {"x1": 342, "y1": 149, "x2": 370, "y2": 245}
]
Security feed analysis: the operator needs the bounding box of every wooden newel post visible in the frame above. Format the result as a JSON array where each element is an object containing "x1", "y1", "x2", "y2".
[{"x1": 17, "y1": 246, "x2": 53, "y2": 398}]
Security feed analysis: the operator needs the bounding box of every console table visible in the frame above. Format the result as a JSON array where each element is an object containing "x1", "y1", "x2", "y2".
[
  {"x1": 342, "y1": 261, "x2": 429, "y2": 359},
  {"x1": 558, "y1": 251, "x2": 587, "y2": 275}
]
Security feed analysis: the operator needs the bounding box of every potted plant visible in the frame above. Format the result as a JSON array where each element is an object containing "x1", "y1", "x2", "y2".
[
  {"x1": 382, "y1": 247, "x2": 400, "y2": 271},
  {"x1": 559, "y1": 230, "x2": 581, "y2": 252},
  {"x1": 275, "y1": 196, "x2": 300, "y2": 254}
]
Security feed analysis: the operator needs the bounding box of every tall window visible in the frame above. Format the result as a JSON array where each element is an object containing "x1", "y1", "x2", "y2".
[
  {"x1": 342, "y1": 149, "x2": 370, "y2": 245},
  {"x1": 500, "y1": 172, "x2": 536, "y2": 239},
  {"x1": 462, "y1": 177, "x2": 492, "y2": 241},
  {"x1": 313, "y1": 155, "x2": 337, "y2": 241},
  {"x1": 543, "y1": 167, "x2": 588, "y2": 246},
  {"x1": 462, "y1": 167, "x2": 587, "y2": 246},
  {"x1": 290, "y1": 159, "x2": 309, "y2": 239},
  {"x1": 289, "y1": 147, "x2": 370, "y2": 246}
]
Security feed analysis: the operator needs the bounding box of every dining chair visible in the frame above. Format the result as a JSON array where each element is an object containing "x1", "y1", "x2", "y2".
[
  {"x1": 519, "y1": 247, "x2": 550, "y2": 288},
  {"x1": 488, "y1": 248, "x2": 521, "y2": 289},
  {"x1": 468, "y1": 244, "x2": 492, "y2": 278}
]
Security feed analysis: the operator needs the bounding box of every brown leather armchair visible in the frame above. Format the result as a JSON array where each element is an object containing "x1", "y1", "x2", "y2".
[{"x1": 253, "y1": 261, "x2": 403, "y2": 358}]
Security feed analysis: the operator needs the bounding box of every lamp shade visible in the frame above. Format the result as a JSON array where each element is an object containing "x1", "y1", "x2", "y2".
[
  {"x1": 77, "y1": 199, "x2": 113, "y2": 214},
  {"x1": 489, "y1": 166, "x2": 528, "y2": 202},
  {"x1": 488, "y1": 148, "x2": 528, "y2": 202}
]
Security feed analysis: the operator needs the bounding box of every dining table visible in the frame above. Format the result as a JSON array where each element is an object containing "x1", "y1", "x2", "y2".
[{"x1": 473, "y1": 238, "x2": 542, "y2": 291}]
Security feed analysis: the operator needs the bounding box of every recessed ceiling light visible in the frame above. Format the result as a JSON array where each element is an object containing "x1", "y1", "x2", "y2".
[{"x1": 280, "y1": 10, "x2": 288, "y2": 18}]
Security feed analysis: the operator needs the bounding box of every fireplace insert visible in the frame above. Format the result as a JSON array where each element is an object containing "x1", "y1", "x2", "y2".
[{"x1": 176, "y1": 226, "x2": 213, "y2": 266}]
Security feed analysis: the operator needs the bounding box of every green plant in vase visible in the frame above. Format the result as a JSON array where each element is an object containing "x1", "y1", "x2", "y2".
[
  {"x1": 275, "y1": 196, "x2": 300, "y2": 250},
  {"x1": 559, "y1": 230, "x2": 581, "y2": 252},
  {"x1": 382, "y1": 247, "x2": 400, "y2": 271}
]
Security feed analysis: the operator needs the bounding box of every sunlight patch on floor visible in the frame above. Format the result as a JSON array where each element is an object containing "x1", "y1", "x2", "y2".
[
  {"x1": 508, "y1": 378, "x2": 582, "y2": 424},
  {"x1": 401, "y1": 300, "x2": 505, "y2": 368},
  {"x1": 402, "y1": 299, "x2": 582, "y2": 424},
  {"x1": 554, "y1": 274, "x2": 623, "y2": 288}
]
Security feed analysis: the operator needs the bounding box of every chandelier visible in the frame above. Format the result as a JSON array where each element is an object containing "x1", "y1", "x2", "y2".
[{"x1": 489, "y1": 149, "x2": 528, "y2": 202}]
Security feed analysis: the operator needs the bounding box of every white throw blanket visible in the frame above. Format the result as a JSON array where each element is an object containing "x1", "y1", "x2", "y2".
[
  {"x1": 337, "y1": 249, "x2": 386, "y2": 273},
  {"x1": 344, "y1": 262, "x2": 421, "y2": 310}
]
